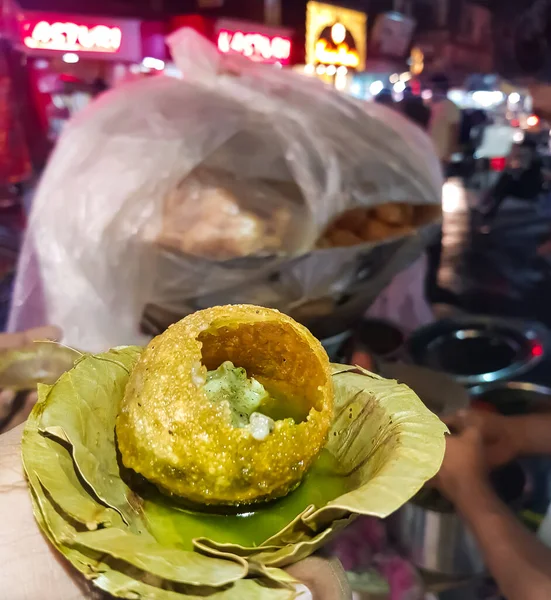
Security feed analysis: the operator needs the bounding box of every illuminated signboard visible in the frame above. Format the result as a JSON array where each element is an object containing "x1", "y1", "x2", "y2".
[
  {"x1": 217, "y1": 29, "x2": 292, "y2": 64},
  {"x1": 315, "y1": 22, "x2": 360, "y2": 68},
  {"x1": 306, "y1": 1, "x2": 367, "y2": 71},
  {"x1": 22, "y1": 20, "x2": 122, "y2": 53}
]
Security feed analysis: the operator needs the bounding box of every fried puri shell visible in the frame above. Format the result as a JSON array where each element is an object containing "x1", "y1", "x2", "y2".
[{"x1": 116, "y1": 305, "x2": 333, "y2": 506}]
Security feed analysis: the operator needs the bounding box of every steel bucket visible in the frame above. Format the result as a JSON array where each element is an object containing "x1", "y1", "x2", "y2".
[
  {"x1": 399, "y1": 497, "x2": 485, "y2": 577},
  {"x1": 398, "y1": 462, "x2": 529, "y2": 577}
]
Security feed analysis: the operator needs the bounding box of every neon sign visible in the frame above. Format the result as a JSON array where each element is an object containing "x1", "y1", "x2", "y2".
[
  {"x1": 217, "y1": 30, "x2": 292, "y2": 64},
  {"x1": 314, "y1": 23, "x2": 360, "y2": 68},
  {"x1": 23, "y1": 20, "x2": 122, "y2": 53},
  {"x1": 306, "y1": 2, "x2": 367, "y2": 71},
  {"x1": 315, "y1": 39, "x2": 359, "y2": 68}
]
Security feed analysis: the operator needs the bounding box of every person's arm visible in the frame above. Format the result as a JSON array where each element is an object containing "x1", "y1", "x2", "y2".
[
  {"x1": 454, "y1": 469, "x2": 551, "y2": 600},
  {"x1": 449, "y1": 123, "x2": 460, "y2": 154},
  {"x1": 507, "y1": 413, "x2": 551, "y2": 456}
]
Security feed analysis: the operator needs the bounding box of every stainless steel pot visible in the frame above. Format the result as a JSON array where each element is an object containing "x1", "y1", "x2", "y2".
[
  {"x1": 398, "y1": 462, "x2": 529, "y2": 577},
  {"x1": 407, "y1": 316, "x2": 548, "y2": 386},
  {"x1": 399, "y1": 498, "x2": 485, "y2": 577}
]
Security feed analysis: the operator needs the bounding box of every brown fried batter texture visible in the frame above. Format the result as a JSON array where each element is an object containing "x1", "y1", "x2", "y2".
[{"x1": 116, "y1": 305, "x2": 333, "y2": 506}]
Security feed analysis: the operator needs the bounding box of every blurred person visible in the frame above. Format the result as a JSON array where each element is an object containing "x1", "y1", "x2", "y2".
[
  {"x1": 459, "y1": 108, "x2": 489, "y2": 160},
  {"x1": 469, "y1": 109, "x2": 489, "y2": 150},
  {"x1": 374, "y1": 87, "x2": 395, "y2": 108},
  {"x1": 365, "y1": 253, "x2": 434, "y2": 334},
  {"x1": 425, "y1": 74, "x2": 460, "y2": 301},
  {"x1": 92, "y1": 77, "x2": 109, "y2": 97},
  {"x1": 400, "y1": 86, "x2": 431, "y2": 130},
  {"x1": 436, "y1": 409, "x2": 551, "y2": 600},
  {"x1": 0, "y1": 327, "x2": 351, "y2": 600},
  {"x1": 483, "y1": 138, "x2": 547, "y2": 224},
  {"x1": 429, "y1": 73, "x2": 461, "y2": 172}
]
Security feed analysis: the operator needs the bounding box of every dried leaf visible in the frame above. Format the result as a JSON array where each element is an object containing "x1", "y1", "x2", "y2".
[
  {"x1": 72, "y1": 527, "x2": 247, "y2": 587},
  {"x1": 39, "y1": 347, "x2": 143, "y2": 524},
  {"x1": 23, "y1": 349, "x2": 447, "y2": 598}
]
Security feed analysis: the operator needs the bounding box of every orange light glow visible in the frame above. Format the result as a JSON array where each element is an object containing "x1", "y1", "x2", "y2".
[
  {"x1": 527, "y1": 115, "x2": 540, "y2": 127},
  {"x1": 314, "y1": 39, "x2": 360, "y2": 68},
  {"x1": 23, "y1": 20, "x2": 122, "y2": 53},
  {"x1": 217, "y1": 30, "x2": 292, "y2": 64}
]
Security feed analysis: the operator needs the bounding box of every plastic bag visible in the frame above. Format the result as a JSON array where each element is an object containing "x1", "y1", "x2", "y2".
[{"x1": 9, "y1": 29, "x2": 442, "y2": 352}]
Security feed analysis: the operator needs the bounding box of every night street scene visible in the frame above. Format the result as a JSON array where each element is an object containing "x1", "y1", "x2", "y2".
[{"x1": 4, "y1": 0, "x2": 551, "y2": 599}]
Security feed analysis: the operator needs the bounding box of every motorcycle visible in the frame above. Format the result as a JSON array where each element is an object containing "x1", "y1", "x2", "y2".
[{"x1": 480, "y1": 138, "x2": 547, "y2": 221}]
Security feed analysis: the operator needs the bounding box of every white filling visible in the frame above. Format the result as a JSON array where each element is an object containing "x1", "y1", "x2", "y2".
[{"x1": 248, "y1": 412, "x2": 275, "y2": 441}]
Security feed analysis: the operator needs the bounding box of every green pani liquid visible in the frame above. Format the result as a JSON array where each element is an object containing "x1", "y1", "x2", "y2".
[{"x1": 143, "y1": 450, "x2": 350, "y2": 551}]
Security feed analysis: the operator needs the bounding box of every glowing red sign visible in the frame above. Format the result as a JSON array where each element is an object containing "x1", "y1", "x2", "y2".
[
  {"x1": 22, "y1": 20, "x2": 122, "y2": 53},
  {"x1": 217, "y1": 29, "x2": 292, "y2": 64}
]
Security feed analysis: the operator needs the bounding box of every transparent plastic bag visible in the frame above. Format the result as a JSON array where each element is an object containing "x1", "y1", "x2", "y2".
[
  {"x1": 157, "y1": 167, "x2": 304, "y2": 260},
  {"x1": 9, "y1": 29, "x2": 442, "y2": 351}
]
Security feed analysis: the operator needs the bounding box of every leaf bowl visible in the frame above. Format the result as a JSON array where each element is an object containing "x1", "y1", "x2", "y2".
[{"x1": 22, "y1": 347, "x2": 446, "y2": 599}]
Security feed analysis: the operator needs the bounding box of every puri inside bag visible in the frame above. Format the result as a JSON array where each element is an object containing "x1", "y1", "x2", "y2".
[{"x1": 9, "y1": 29, "x2": 442, "y2": 351}]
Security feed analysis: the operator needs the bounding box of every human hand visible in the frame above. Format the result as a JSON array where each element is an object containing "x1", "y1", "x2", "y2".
[
  {"x1": 435, "y1": 422, "x2": 488, "y2": 503},
  {"x1": 0, "y1": 424, "x2": 91, "y2": 600},
  {"x1": 0, "y1": 326, "x2": 61, "y2": 433},
  {"x1": 286, "y1": 556, "x2": 351, "y2": 600},
  {"x1": 0, "y1": 423, "x2": 350, "y2": 600},
  {"x1": 351, "y1": 349, "x2": 374, "y2": 371},
  {"x1": 0, "y1": 326, "x2": 62, "y2": 352},
  {"x1": 446, "y1": 410, "x2": 521, "y2": 469}
]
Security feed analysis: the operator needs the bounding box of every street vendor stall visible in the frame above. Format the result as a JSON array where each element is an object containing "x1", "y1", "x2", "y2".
[{"x1": 3, "y1": 1, "x2": 166, "y2": 144}]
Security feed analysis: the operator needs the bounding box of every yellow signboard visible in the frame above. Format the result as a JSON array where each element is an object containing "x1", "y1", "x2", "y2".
[{"x1": 306, "y1": 1, "x2": 367, "y2": 71}]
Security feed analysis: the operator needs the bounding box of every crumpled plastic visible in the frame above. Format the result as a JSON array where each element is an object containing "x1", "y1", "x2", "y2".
[{"x1": 9, "y1": 29, "x2": 442, "y2": 352}]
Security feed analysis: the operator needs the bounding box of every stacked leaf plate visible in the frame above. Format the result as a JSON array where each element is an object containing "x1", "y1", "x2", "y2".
[{"x1": 22, "y1": 346, "x2": 446, "y2": 599}]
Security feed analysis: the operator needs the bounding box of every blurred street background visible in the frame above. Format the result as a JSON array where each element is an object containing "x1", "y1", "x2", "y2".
[{"x1": 3, "y1": 0, "x2": 551, "y2": 599}]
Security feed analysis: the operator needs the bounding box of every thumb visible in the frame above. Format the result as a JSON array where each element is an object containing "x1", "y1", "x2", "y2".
[
  {"x1": 23, "y1": 326, "x2": 62, "y2": 344},
  {"x1": 351, "y1": 350, "x2": 373, "y2": 371},
  {"x1": 285, "y1": 557, "x2": 351, "y2": 600}
]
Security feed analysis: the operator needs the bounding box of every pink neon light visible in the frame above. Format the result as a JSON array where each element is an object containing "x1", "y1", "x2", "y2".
[
  {"x1": 217, "y1": 29, "x2": 292, "y2": 64},
  {"x1": 22, "y1": 20, "x2": 122, "y2": 53}
]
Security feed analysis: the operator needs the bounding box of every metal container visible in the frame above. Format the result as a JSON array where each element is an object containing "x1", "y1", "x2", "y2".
[
  {"x1": 407, "y1": 316, "x2": 548, "y2": 386},
  {"x1": 399, "y1": 498, "x2": 485, "y2": 577},
  {"x1": 398, "y1": 462, "x2": 529, "y2": 577},
  {"x1": 470, "y1": 381, "x2": 551, "y2": 416}
]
